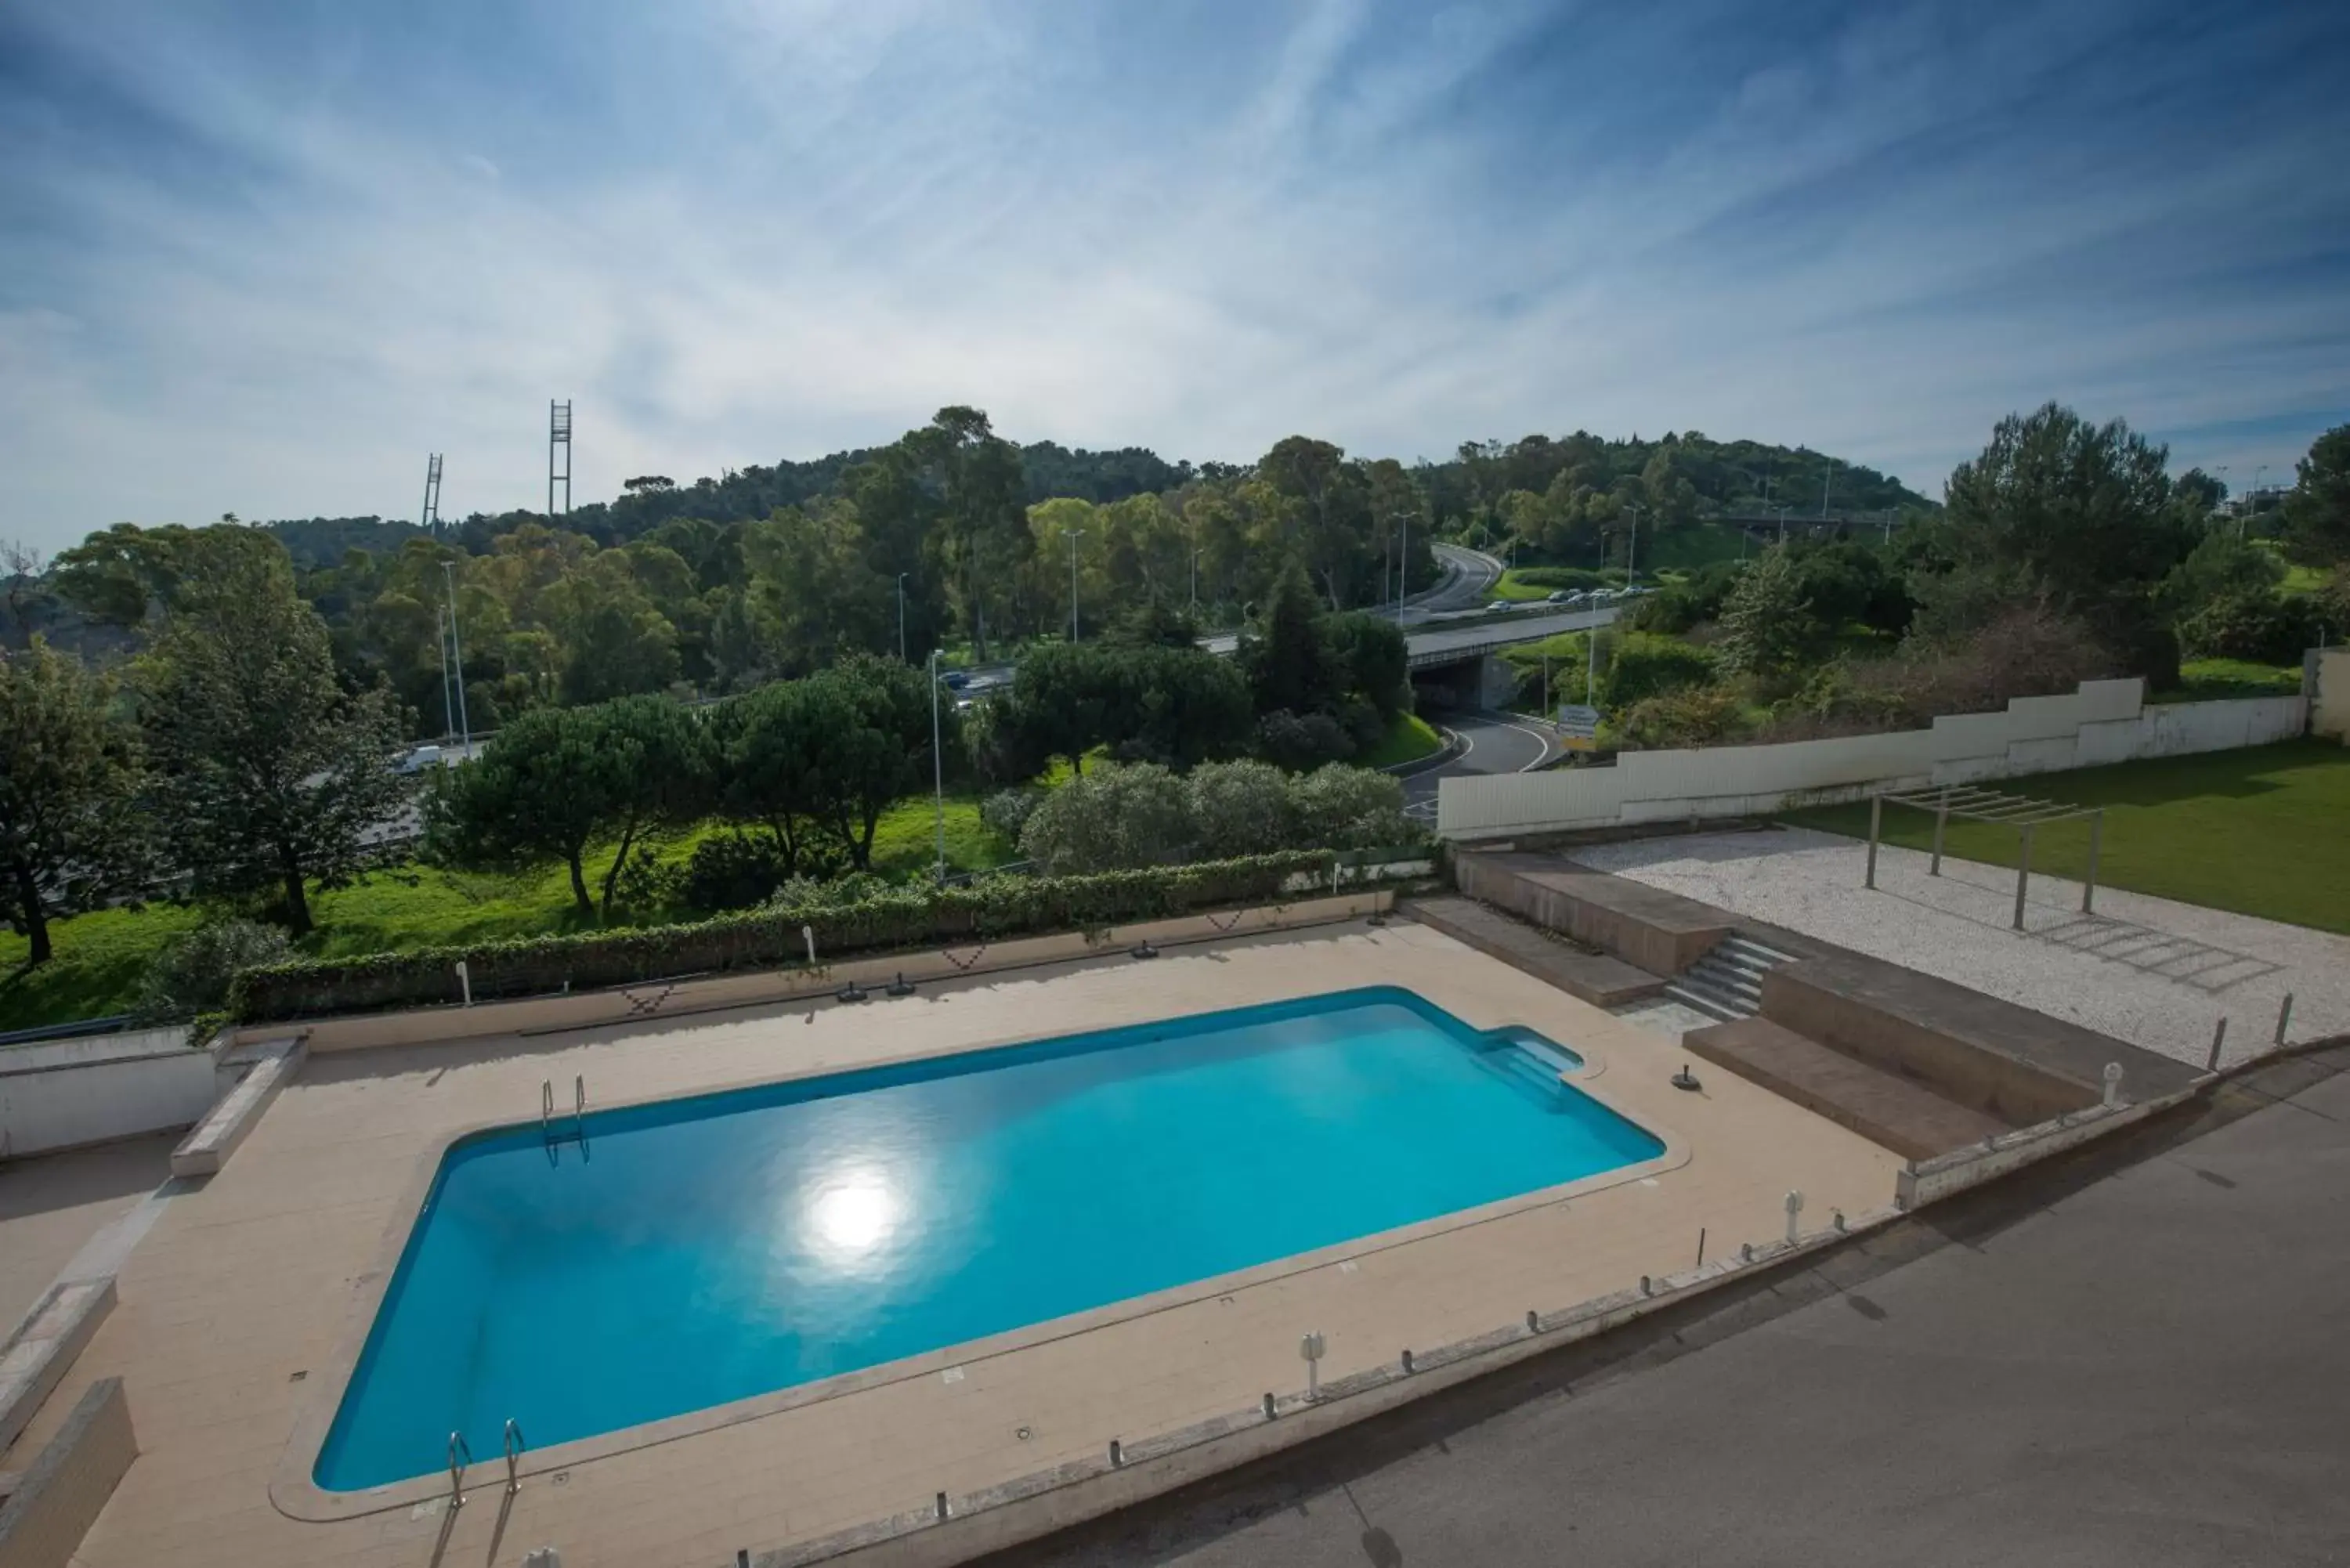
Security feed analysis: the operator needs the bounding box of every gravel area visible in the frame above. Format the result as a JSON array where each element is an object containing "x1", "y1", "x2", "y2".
[{"x1": 1571, "y1": 826, "x2": 2350, "y2": 1070}]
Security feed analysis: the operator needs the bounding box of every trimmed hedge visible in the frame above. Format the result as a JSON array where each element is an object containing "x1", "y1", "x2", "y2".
[{"x1": 228, "y1": 851, "x2": 1341, "y2": 1023}]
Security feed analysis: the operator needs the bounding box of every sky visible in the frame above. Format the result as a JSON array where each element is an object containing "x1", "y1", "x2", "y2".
[{"x1": 2, "y1": 0, "x2": 2347, "y2": 552}]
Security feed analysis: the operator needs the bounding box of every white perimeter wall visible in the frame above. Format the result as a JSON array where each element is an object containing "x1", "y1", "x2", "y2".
[
  {"x1": 1438, "y1": 679, "x2": 2310, "y2": 840},
  {"x1": 0, "y1": 1029, "x2": 218, "y2": 1158}
]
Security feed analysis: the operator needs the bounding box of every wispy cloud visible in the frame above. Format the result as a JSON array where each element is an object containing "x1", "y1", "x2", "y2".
[{"x1": 1, "y1": 0, "x2": 2345, "y2": 548}]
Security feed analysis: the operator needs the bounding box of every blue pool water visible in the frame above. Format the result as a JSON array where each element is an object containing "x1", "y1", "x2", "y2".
[{"x1": 314, "y1": 987, "x2": 1661, "y2": 1490}]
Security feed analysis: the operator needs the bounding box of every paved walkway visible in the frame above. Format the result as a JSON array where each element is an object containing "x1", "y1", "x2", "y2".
[
  {"x1": 985, "y1": 1046, "x2": 2350, "y2": 1568},
  {"x1": 0, "y1": 1133, "x2": 175, "y2": 1335},
  {"x1": 1571, "y1": 826, "x2": 2349, "y2": 1068}
]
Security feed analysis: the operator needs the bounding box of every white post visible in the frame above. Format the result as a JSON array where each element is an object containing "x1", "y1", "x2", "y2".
[
  {"x1": 1784, "y1": 1190, "x2": 1804, "y2": 1245},
  {"x1": 2102, "y1": 1061, "x2": 2124, "y2": 1109},
  {"x1": 456, "y1": 960, "x2": 472, "y2": 1007},
  {"x1": 1300, "y1": 1331, "x2": 1325, "y2": 1401},
  {"x1": 802, "y1": 924, "x2": 815, "y2": 966}
]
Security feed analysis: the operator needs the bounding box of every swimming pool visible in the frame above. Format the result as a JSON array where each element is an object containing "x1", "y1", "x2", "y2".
[{"x1": 313, "y1": 986, "x2": 1663, "y2": 1491}]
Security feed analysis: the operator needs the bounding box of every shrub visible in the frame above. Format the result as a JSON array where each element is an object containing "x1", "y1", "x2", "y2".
[
  {"x1": 1508, "y1": 566, "x2": 1618, "y2": 591},
  {"x1": 980, "y1": 787, "x2": 1045, "y2": 844},
  {"x1": 2178, "y1": 588, "x2": 2318, "y2": 663},
  {"x1": 1186, "y1": 760, "x2": 1296, "y2": 859},
  {"x1": 1628, "y1": 562, "x2": 1744, "y2": 635},
  {"x1": 1600, "y1": 634, "x2": 1719, "y2": 710},
  {"x1": 1019, "y1": 763, "x2": 1195, "y2": 874},
  {"x1": 676, "y1": 832, "x2": 792, "y2": 913},
  {"x1": 1256, "y1": 708, "x2": 1357, "y2": 771},
  {"x1": 228, "y1": 851, "x2": 1342, "y2": 1022},
  {"x1": 1614, "y1": 688, "x2": 1747, "y2": 750},
  {"x1": 1288, "y1": 764, "x2": 1413, "y2": 849},
  {"x1": 137, "y1": 919, "x2": 293, "y2": 1022},
  {"x1": 1758, "y1": 605, "x2": 2114, "y2": 739}
]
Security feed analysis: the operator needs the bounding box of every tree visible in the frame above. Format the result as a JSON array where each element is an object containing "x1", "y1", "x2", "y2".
[
  {"x1": 1320, "y1": 612, "x2": 1408, "y2": 719},
  {"x1": 2284, "y1": 424, "x2": 2350, "y2": 566},
  {"x1": 711, "y1": 681, "x2": 833, "y2": 876},
  {"x1": 1943, "y1": 403, "x2": 2200, "y2": 686},
  {"x1": 0, "y1": 640, "x2": 147, "y2": 964},
  {"x1": 1715, "y1": 546, "x2": 1817, "y2": 679},
  {"x1": 430, "y1": 695, "x2": 705, "y2": 916},
  {"x1": 806, "y1": 656, "x2": 935, "y2": 869},
  {"x1": 2, "y1": 539, "x2": 49, "y2": 650},
  {"x1": 137, "y1": 532, "x2": 404, "y2": 934},
  {"x1": 1240, "y1": 562, "x2": 1335, "y2": 718}
]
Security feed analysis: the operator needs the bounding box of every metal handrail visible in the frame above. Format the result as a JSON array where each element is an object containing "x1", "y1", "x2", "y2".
[
  {"x1": 503, "y1": 1418, "x2": 525, "y2": 1494},
  {"x1": 540, "y1": 1079, "x2": 553, "y2": 1141},
  {"x1": 448, "y1": 1430, "x2": 472, "y2": 1506}
]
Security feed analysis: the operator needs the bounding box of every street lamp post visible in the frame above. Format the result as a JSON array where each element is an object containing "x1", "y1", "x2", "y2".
[
  {"x1": 896, "y1": 573, "x2": 909, "y2": 663},
  {"x1": 1063, "y1": 527, "x2": 1080, "y2": 643},
  {"x1": 928, "y1": 649, "x2": 946, "y2": 884},
  {"x1": 440, "y1": 560, "x2": 470, "y2": 749},
  {"x1": 1624, "y1": 503, "x2": 1642, "y2": 588}
]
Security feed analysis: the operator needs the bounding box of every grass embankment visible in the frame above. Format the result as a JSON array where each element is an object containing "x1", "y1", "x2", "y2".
[
  {"x1": 2157, "y1": 659, "x2": 2305, "y2": 702},
  {"x1": 1782, "y1": 739, "x2": 2350, "y2": 934},
  {"x1": 0, "y1": 795, "x2": 1014, "y2": 1033},
  {"x1": 1361, "y1": 711, "x2": 1444, "y2": 768}
]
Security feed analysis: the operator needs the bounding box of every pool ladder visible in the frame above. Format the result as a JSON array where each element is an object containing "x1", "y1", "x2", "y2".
[
  {"x1": 446, "y1": 1420, "x2": 526, "y2": 1508},
  {"x1": 541, "y1": 1075, "x2": 588, "y2": 1159}
]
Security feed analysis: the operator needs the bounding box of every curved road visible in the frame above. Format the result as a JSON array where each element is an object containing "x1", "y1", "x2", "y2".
[
  {"x1": 1400, "y1": 543, "x2": 1504, "y2": 623},
  {"x1": 1401, "y1": 708, "x2": 1556, "y2": 823}
]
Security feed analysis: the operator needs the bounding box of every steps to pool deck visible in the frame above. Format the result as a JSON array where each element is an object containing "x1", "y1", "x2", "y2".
[
  {"x1": 1662, "y1": 934, "x2": 1796, "y2": 1024},
  {"x1": 1683, "y1": 1017, "x2": 2012, "y2": 1161},
  {"x1": 1401, "y1": 897, "x2": 1668, "y2": 1006}
]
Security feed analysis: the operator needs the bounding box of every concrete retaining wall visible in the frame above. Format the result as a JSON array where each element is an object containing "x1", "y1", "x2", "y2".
[
  {"x1": 0, "y1": 1030, "x2": 215, "y2": 1158},
  {"x1": 1438, "y1": 679, "x2": 2309, "y2": 840},
  {"x1": 1760, "y1": 964, "x2": 2099, "y2": 1125},
  {"x1": 1452, "y1": 854, "x2": 1727, "y2": 975},
  {"x1": 2314, "y1": 648, "x2": 2350, "y2": 742},
  {"x1": 0, "y1": 1379, "x2": 136, "y2": 1568}
]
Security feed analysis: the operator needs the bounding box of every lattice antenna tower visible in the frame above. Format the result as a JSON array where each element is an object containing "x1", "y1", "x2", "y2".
[
  {"x1": 421, "y1": 453, "x2": 443, "y2": 534},
  {"x1": 548, "y1": 400, "x2": 573, "y2": 516}
]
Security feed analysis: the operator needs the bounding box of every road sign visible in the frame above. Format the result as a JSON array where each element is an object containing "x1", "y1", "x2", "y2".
[{"x1": 1555, "y1": 703, "x2": 1600, "y2": 738}]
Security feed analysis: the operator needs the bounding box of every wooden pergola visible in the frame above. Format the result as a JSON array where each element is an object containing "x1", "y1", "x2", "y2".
[{"x1": 1865, "y1": 785, "x2": 2107, "y2": 929}]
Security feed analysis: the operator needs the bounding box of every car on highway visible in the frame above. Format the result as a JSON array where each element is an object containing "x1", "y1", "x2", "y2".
[
  {"x1": 395, "y1": 744, "x2": 444, "y2": 775},
  {"x1": 1545, "y1": 589, "x2": 1571, "y2": 602},
  {"x1": 939, "y1": 670, "x2": 971, "y2": 691},
  {"x1": 1486, "y1": 599, "x2": 1515, "y2": 612}
]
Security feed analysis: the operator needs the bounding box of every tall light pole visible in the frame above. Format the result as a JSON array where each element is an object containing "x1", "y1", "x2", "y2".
[
  {"x1": 895, "y1": 573, "x2": 909, "y2": 663},
  {"x1": 928, "y1": 649, "x2": 946, "y2": 884},
  {"x1": 1398, "y1": 513, "x2": 1410, "y2": 609},
  {"x1": 436, "y1": 603, "x2": 455, "y2": 741},
  {"x1": 440, "y1": 559, "x2": 470, "y2": 749},
  {"x1": 2247, "y1": 464, "x2": 2268, "y2": 540},
  {"x1": 1624, "y1": 503, "x2": 1643, "y2": 587},
  {"x1": 1063, "y1": 527, "x2": 1081, "y2": 643}
]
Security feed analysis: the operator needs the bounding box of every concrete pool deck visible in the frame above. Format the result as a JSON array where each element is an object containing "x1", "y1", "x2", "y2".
[{"x1": 1, "y1": 920, "x2": 1904, "y2": 1568}]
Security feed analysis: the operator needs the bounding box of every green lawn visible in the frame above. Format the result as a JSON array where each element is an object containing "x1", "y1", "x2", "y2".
[
  {"x1": 1782, "y1": 739, "x2": 2350, "y2": 934},
  {"x1": 0, "y1": 793, "x2": 1014, "y2": 1033},
  {"x1": 1492, "y1": 570, "x2": 1560, "y2": 602},
  {"x1": 1361, "y1": 711, "x2": 1444, "y2": 768},
  {"x1": 2157, "y1": 659, "x2": 2305, "y2": 702}
]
